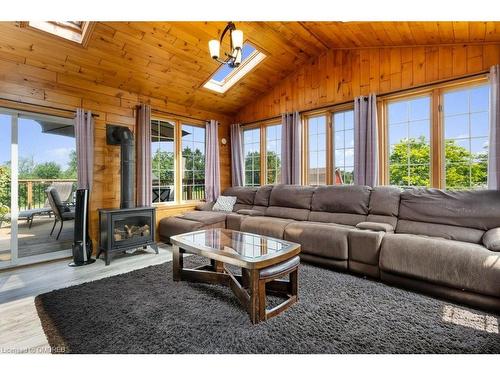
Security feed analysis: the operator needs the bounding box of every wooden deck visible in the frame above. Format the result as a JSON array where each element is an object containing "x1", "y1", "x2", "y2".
[{"x1": 0, "y1": 216, "x2": 73, "y2": 261}]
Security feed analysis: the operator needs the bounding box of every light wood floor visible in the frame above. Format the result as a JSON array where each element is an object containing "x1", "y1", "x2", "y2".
[
  {"x1": 0, "y1": 244, "x2": 172, "y2": 354},
  {"x1": 0, "y1": 216, "x2": 74, "y2": 261}
]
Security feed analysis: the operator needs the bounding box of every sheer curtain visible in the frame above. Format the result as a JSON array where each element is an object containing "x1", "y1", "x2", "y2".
[
  {"x1": 74, "y1": 108, "x2": 94, "y2": 191},
  {"x1": 281, "y1": 111, "x2": 302, "y2": 184},
  {"x1": 136, "y1": 104, "x2": 152, "y2": 206},
  {"x1": 353, "y1": 94, "x2": 378, "y2": 187},
  {"x1": 205, "y1": 120, "x2": 220, "y2": 201},
  {"x1": 488, "y1": 65, "x2": 500, "y2": 190},
  {"x1": 230, "y1": 123, "x2": 244, "y2": 186}
]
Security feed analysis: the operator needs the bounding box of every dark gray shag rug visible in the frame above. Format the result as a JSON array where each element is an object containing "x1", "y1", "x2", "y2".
[{"x1": 35, "y1": 257, "x2": 500, "y2": 354}]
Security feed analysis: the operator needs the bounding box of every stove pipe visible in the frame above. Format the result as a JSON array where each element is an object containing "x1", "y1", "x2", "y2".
[{"x1": 107, "y1": 125, "x2": 135, "y2": 209}]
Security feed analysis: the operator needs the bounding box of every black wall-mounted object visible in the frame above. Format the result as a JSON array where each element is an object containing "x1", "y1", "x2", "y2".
[
  {"x1": 98, "y1": 206, "x2": 158, "y2": 266},
  {"x1": 69, "y1": 189, "x2": 96, "y2": 267},
  {"x1": 106, "y1": 125, "x2": 135, "y2": 209}
]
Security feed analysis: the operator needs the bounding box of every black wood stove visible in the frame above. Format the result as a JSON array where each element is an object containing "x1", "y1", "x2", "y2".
[
  {"x1": 97, "y1": 125, "x2": 158, "y2": 265},
  {"x1": 98, "y1": 206, "x2": 158, "y2": 265}
]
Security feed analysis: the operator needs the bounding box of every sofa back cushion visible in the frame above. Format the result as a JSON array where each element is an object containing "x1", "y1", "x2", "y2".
[
  {"x1": 311, "y1": 185, "x2": 371, "y2": 214},
  {"x1": 398, "y1": 188, "x2": 500, "y2": 231},
  {"x1": 222, "y1": 186, "x2": 257, "y2": 205},
  {"x1": 269, "y1": 184, "x2": 315, "y2": 209},
  {"x1": 396, "y1": 219, "x2": 485, "y2": 244},
  {"x1": 308, "y1": 211, "x2": 366, "y2": 226},
  {"x1": 254, "y1": 185, "x2": 274, "y2": 206},
  {"x1": 266, "y1": 206, "x2": 310, "y2": 221},
  {"x1": 366, "y1": 186, "x2": 401, "y2": 227}
]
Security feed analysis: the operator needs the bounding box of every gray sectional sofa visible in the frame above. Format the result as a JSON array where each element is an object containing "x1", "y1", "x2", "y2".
[{"x1": 159, "y1": 184, "x2": 500, "y2": 313}]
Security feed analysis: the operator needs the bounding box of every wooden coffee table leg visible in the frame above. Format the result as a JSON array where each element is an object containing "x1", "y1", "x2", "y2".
[
  {"x1": 258, "y1": 279, "x2": 267, "y2": 321},
  {"x1": 248, "y1": 269, "x2": 260, "y2": 324},
  {"x1": 289, "y1": 268, "x2": 298, "y2": 298},
  {"x1": 172, "y1": 245, "x2": 183, "y2": 281}
]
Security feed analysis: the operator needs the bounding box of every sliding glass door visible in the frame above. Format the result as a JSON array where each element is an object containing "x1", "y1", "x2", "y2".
[{"x1": 0, "y1": 108, "x2": 76, "y2": 268}]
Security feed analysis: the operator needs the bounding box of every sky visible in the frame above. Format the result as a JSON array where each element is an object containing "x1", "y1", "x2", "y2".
[
  {"x1": 0, "y1": 114, "x2": 75, "y2": 169},
  {"x1": 212, "y1": 43, "x2": 256, "y2": 82}
]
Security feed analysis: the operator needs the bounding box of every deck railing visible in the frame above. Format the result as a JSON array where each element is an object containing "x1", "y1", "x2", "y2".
[{"x1": 18, "y1": 179, "x2": 77, "y2": 211}]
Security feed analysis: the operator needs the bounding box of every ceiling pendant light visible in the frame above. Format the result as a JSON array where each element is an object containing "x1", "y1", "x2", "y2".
[{"x1": 208, "y1": 22, "x2": 244, "y2": 68}]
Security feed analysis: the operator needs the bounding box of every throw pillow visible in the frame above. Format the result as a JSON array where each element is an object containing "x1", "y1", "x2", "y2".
[{"x1": 212, "y1": 196, "x2": 237, "y2": 212}]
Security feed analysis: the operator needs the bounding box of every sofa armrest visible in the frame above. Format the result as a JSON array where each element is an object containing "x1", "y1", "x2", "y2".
[
  {"x1": 195, "y1": 201, "x2": 215, "y2": 211},
  {"x1": 237, "y1": 209, "x2": 264, "y2": 216},
  {"x1": 356, "y1": 221, "x2": 394, "y2": 232},
  {"x1": 483, "y1": 227, "x2": 500, "y2": 251}
]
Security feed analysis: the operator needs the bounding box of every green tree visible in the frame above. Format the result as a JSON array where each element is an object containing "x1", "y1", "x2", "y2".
[
  {"x1": 389, "y1": 136, "x2": 487, "y2": 189},
  {"x1": 32, "y1": 162, "x2": 62, "y2": 179},
  {"x1": 63, "y1": 149, "x2": 78, "y2": 179},
  {"x1": 266, "y1": 151, "x2": 281, "y2": 184},
  {"x1": 0, "y1": 165, "x2": 11, "y2": 208},
  {"x1": 18, "y1": 155, "x2": 36, "y2": 178},
  {"x1": 152, "y1": 149, "x2": 175, "y2": 185}
]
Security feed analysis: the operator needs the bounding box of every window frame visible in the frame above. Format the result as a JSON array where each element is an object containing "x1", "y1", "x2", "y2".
[
  {"x1": 150, "y1": 114, "x2": 206, "y2": 206},
  {"x1": 383, "y1": 92, "x2": 434, "y2": 188},
  {"x1": 379, "y1": 75, "x2": 489, "y2": 189},
  {"x1": 302, "y1": 103, "x2": 354, "y2": 185},
  {"x1": 242, "y1": 119, "x2": 282, "y2": 186}
]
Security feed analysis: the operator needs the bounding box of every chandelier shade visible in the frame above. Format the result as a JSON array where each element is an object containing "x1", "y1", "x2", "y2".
[{"x1": 208, "y1": 22, "x2": 244, "y2": 68}]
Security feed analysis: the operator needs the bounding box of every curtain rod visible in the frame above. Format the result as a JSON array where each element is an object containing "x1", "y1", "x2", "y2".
[
  {"x1": 240, "y1": 70, "x2": 489, "y2": 126},
  {"x1": 0, "y1": 96, "x2": 100, "y2": 118},
  {"x1": 151, "y1": 108, "x2": 208, "y2": 123}
]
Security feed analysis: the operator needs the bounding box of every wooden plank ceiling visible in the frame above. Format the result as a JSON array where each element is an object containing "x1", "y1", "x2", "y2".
[{"x1": 0, "y1": 21, "x2": 499, "y2": 116}]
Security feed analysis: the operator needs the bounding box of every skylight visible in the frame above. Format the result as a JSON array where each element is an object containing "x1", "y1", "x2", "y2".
[
  {"x1": 25, "y1": 21, "x2": 94, "y2": 46},
  {"x1": 203, "y1": 42, "x2": 266, "y2": 94}
]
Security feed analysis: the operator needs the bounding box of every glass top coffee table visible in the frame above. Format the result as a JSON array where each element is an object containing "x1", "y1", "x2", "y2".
[{"x1": 170, "y1": 228, "x2": 301, "y2": 323}]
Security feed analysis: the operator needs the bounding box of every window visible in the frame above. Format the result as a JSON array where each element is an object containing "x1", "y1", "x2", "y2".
[
  {"x1": 266, "y1": 124, "x2": 282, "y2": 184},
  {"x1": 151, "y1": 119, "x2": 175, "y2": 203},
  {"x1": 381, "y1": 78, "x2": 490, "y2": 189},
  {"x1": 387, "y1": 96, "x2": 431, "y2": 187},
  {"x1": 307, "y1": 115, "x2": 327, "y2": 185},
  {"x1": 150, "y1": 117, "x2": 205, "y2": 204},
  {"x1": 181, "y1": 124, "x2": 206, "y2": 200},
  {"x1": 203, "y1": 42, "x2": 267, "y2": 94},
  {"x1": 24, "y1": 21, "x2": 94, "y2": 46},
  {"x1": 443, "y1": 84, "x2": 490, "y2": 189},
  {"x1": 333, "y1": 110, "x2": 354, "y2": 184},
  {"x1": 243, "y1": 128, "x2": 261, "y2": 187}
]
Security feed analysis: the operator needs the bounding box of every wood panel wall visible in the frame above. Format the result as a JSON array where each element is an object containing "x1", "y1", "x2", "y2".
[
  {"x1": 235, "y1": 44, "x2": 500, "y2": 122},
  {"x1": 0, "y1": 56, "x2": 232, "y2": 249}
]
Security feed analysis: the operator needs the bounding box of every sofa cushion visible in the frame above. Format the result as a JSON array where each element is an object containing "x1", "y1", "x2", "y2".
[
  {"x1": 369, "y1": 186, "x2": 401, "y2": 217},
  {"x1": 237, "y1": 209, "x2": 265, "y2": 216},
  {"x1": 349, "y1": 229, "x2": 385, "y2": 265},
  {"x1": 396, "y1": 219, "x2": 484, "y2": 244},
  {"x1": 399, "y1": 188, "x2": 500, "y2": 231},
  {"x1": 284, "y1": 221, "x2": 353, "y2": 260},
  {"x1": 356, "y1": 222, "x2": 394, "y2": 232},
  {"x1": 240, "y1": 216, "x2": 293, "y2": 239},
  {"x1": 308, "y1": 211, "x2": 366, "y2": 226},
  {"x1": 222, "y1": 186, "x2": 257, "y2": 205},
  {"x1": 269, "y1": 184, "x2": 315, "y2": 209},
  {"x1": 311, "y1": 185, "x2": 371, "y2": 214},
  {"x1": 195, "y1": 201, "x2": 215, "y2": 211},
  {"x1": 366, "y1": 214, "x2": 398, "y2": 228},
  {"x1": 181, "y1": 211, "x2": 227, "y2": 225},
  {"x1": 483, "y1": 228, "x2": 500, "y2": 251},
  {"x1": 226, "y1": 213, "x2": 246, "y2": 231},
  {"x1": 232, "y1": 203, "x2": 254, "y2": 212},
  {"x1": 158, "y1": 217, "x2": 204, "y2": 243},
  {"x1": 254, "y1": 185, "x2": 274, "y2": 206},
  {"x1": 380, "y1": 233, "x2": 500, "y2": 298},
  {"x1": 266, "y1": 206, "x2": 310, "y2": 221}
]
